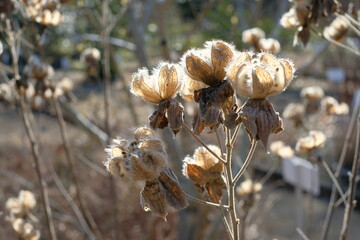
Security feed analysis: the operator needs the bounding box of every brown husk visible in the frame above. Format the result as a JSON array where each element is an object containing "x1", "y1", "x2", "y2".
[{"x1": 239, "y1": 99, "x2": 283, "y2": 151}]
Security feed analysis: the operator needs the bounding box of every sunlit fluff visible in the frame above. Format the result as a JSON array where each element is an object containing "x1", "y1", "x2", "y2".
[
  {"x1": 227, "y1": 52, "x2": 295, "y2": 99},
  {"x1": 296, "y1": 131, "x2": 326, "y2": 153},
  {"x1": 131, "y1": 62, "x2": 184, "y2": 104}
]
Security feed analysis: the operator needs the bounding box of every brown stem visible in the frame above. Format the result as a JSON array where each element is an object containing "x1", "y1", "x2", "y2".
[
  {"x1": 225, "y1": 128, "x2": 238, "y2": 240},
  {"x1": 53, "y1": 99, "x2": 103, "y2": 240},
  {"x1": 6, "y1": 18, "x2": 57, "y2": 240},
  {"x1": 233, "y1": 140, "x2": 258, "y2": 185},
  {"x1": 339, "y1": 114, "x2": 360, "y2": 240},
  {"x1": 101, "y1": 1, "x2": 120, "y2": 239},
  {"x1": 320, "y1": 99, "x2": 360, "y2": 240},
  {"x1": 19, "y1": 98, "x2": 57, "y2": 240},
  {"x1": 182, "y1": 123, "x2": 226, "y2": 163},
  {"x1": 186, "y1": 195, "x2": 229, "y2": 209}
]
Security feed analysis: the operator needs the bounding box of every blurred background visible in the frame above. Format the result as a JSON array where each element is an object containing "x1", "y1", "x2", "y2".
[{"x1": 0, "y1": 0, "x2": 360, "y2": 239}]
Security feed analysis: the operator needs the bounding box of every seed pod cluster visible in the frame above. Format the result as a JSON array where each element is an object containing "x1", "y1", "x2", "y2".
[
  {"x1": 321, "y1": 96, "x2": 349, "y2": 115},
  {"x1": 6, "y1": 190, "x2": 40, "y2": 240},
  {"x1": 242, "y1": 28, "x2": 281, "y2": 54},
  {"x1": 23, "y1": 0, "x2": 63, "y2": 26},
  {"x1": 280, "y1": 0, "x2": 340, "y2": 46},
  {"x1": 104, "y1": 127, "x2": 188, "y2": 219}
]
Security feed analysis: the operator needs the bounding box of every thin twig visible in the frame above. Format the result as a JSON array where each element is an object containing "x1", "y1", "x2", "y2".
[
  {"x1": 53, "y1": 99, "x2": 103, "y2": 240},
  {"x1": 233, "y1": 140, "x2": 258, "y2": 185},
  {"x1": 182, "y1": 123, "x2": 226, "y2": 163},
  {"x1": 215, "y1": 128, "x2": 224, "y2": 157},
  {"x1": 323, "y1": 31, "x2": 360, "y2": 57},
  {"x1": 339, "y1": 114, "x2": 360, "y2": 240},
  {"x1": 101, "y1": 1, "x2": 120, "y2": 239},
  {"x1": 230, "y1": 124, "x2": 241, "y2": 147},
  {"x1": 186, "y1": 195, "x2": 229, "y2": 209},
  {"x1": 6, "y1": 18, "x2": 57, "y2": 239},
  {"x1": 224, "y1": 128, "x2": 238, "y2": 240},
  {"x1": 320, "y1": 99, "x2": 360, "y2": 240},
  {"x1": 319, "y1": 158, "x2": 346, "y2": 204},
  {"x1": 19, "y1": 98, "x2": 58, "y2": 240},
  {"x1": 45, "y1": 152, "x2": 96, "y2": 240},
  {"x1": 296, "y1": 227, "x2": 310, "y2": 240}
]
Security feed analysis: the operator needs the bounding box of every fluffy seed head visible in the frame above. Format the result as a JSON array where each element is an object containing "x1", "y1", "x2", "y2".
[
  {"x1": 6, "y1": 190, "x2": 36, "y2": 218},
  {"x1": 12, "y1": 218, "x2": 40, "y2": 240},
  {"x1": 323, "y1": 16, "x2": 349, "y2": 42},
  {"x1": 82, "y1": 48, "x2": 101, "y2": 63},
  {"x1": 227, "y1": 52, "x2": 295, "y2": 99},
  {"x1": 257, "y1": 38, "x2": 281, "y2": 54},
  {"x1": 300, "y1": 86, "x2": 324, "y2": 102},
  {"x1": 236, "y1": 179, "x2": 262, "y2": 196},
  {"x1": 131, "y1": 62, "x2": 184, "y2": 104},
  {"x1": 242, "y1": 28, "x2": 265, "y2": 45},
  {"x1": 182, "y1": 40, "x2": 236, "y2": 86},
  {"x1": 296, "y1": 131, "x2": 326, "y2": 153}
]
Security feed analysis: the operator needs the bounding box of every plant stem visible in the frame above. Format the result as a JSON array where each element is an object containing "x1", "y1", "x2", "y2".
[
  {"x1": 319, "y1": 158, "x2": 346, "y2": 204},
  {"x1": 101, "y1": 1, "x2": 120, "y2": 239},
  {"x1": 182, "y1": 123, "x2": 226, "y2": 163},
  {"x1": 19, "y1": 98, "x2": 57, "y2": 240},
  {"x1": 186, "y1": 195, "x2": 229, "y2": 209},
  {"x1": 53, "y1": 99, "x2": 102, "y2": 240},
  {"x1": 233, "y1": 140, "x2": 257, "y2": 185},
  {"x1": 320, "y1": 99, "x2": 360, "y2": 240},
  {"x1": 339, "y1": 114, "x2": 360, "y2": 240},
  {"x1": 6, "y1": 18, "x2": 57, "y2": 240},
  {"x1": 225, "y1": 128, "x2": 238, "y2": 240}
]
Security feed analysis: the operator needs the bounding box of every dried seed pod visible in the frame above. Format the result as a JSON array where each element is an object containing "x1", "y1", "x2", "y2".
[
  {"x1": 56, "y1": 77, "x2": 73, "y2": 93},
  {"x1": 183, "y1": 145, "x2": 226, "y2": 203},
  {"x1": 82, "y1": 48, "x2": 101, "y2": 63},
  {"x1": 323, "y1": 16, "x2": 349, "y2": 42},
  {"x1": 227, "y1": 52, "x2": 295, "y2": 99},
  {"x1": 300, "y1": 86, "x2": 324, "y2": 103},
  {"x1": 270, "y1": 141, "x2": 295, "y2": 159},
  {"x1": 193, "y1": 80, "x2": 235, "y2": 133},
  {"x1": 238, "y1": 99, "x2": 283, "y2": 151},
  {"x1": 300, "y1": 86, "x2": 324, "y2": 114},
  {"x1": 181, "y1": 76, "x2": 207, "y2": 102},
  {"x1": 131, "y1": 62, "x2": 183, "y2": 104},
  {"x1": 242, "y1": 28, "x2": 265, "y2": 46},
  {"x1": 296, "y1": 131, "x2": 326, "y2": 153},
  {"x1": 30, "y1": 63, "x2": 54, "y2": 81},
  {"x1": 104, "y1": 139, "x2": 132, "y2": 179},
  {"x1": 280, "y1": 2, "x2": 311, "y2": 29},
  {"x1": 141, "y1": 179, "x2": 168, "y2": 220},
  {"x1": 321, "y1": 96, "x2": 349, "y2": 115},
  {"x1": 12, "y1": 219, "x2": 40, "y2": 240},
  {"x1": 105, "y1": 128, "x2": 167, "y2": 180},
  {"x1": 283, "y1": 103, "x2": 305, "y2": 127},
  {"x1": 149, "y1": 99, "x2": 170, "y2": 129},
  {"x1": 158, "y1": 167, "x2": 188, "y2": 211},
  {"x1": 257, "y1": 38, "x2": 281, "y2": 54},
  {"x1": 134, "y1": 127, "x2": 156, "y2": 142},
  {"x1": 6, "y1": 191, "x2": 36, "y2": 218},
  {"x1": 182, "y1": 40, "x2": 235, "y2": 86},
  {"x1": 236, "y1": 179, "x2": 262, "y2": 196},
  {"x1": 166, "y1": 99, "x2": 184, "y2": 134}
]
